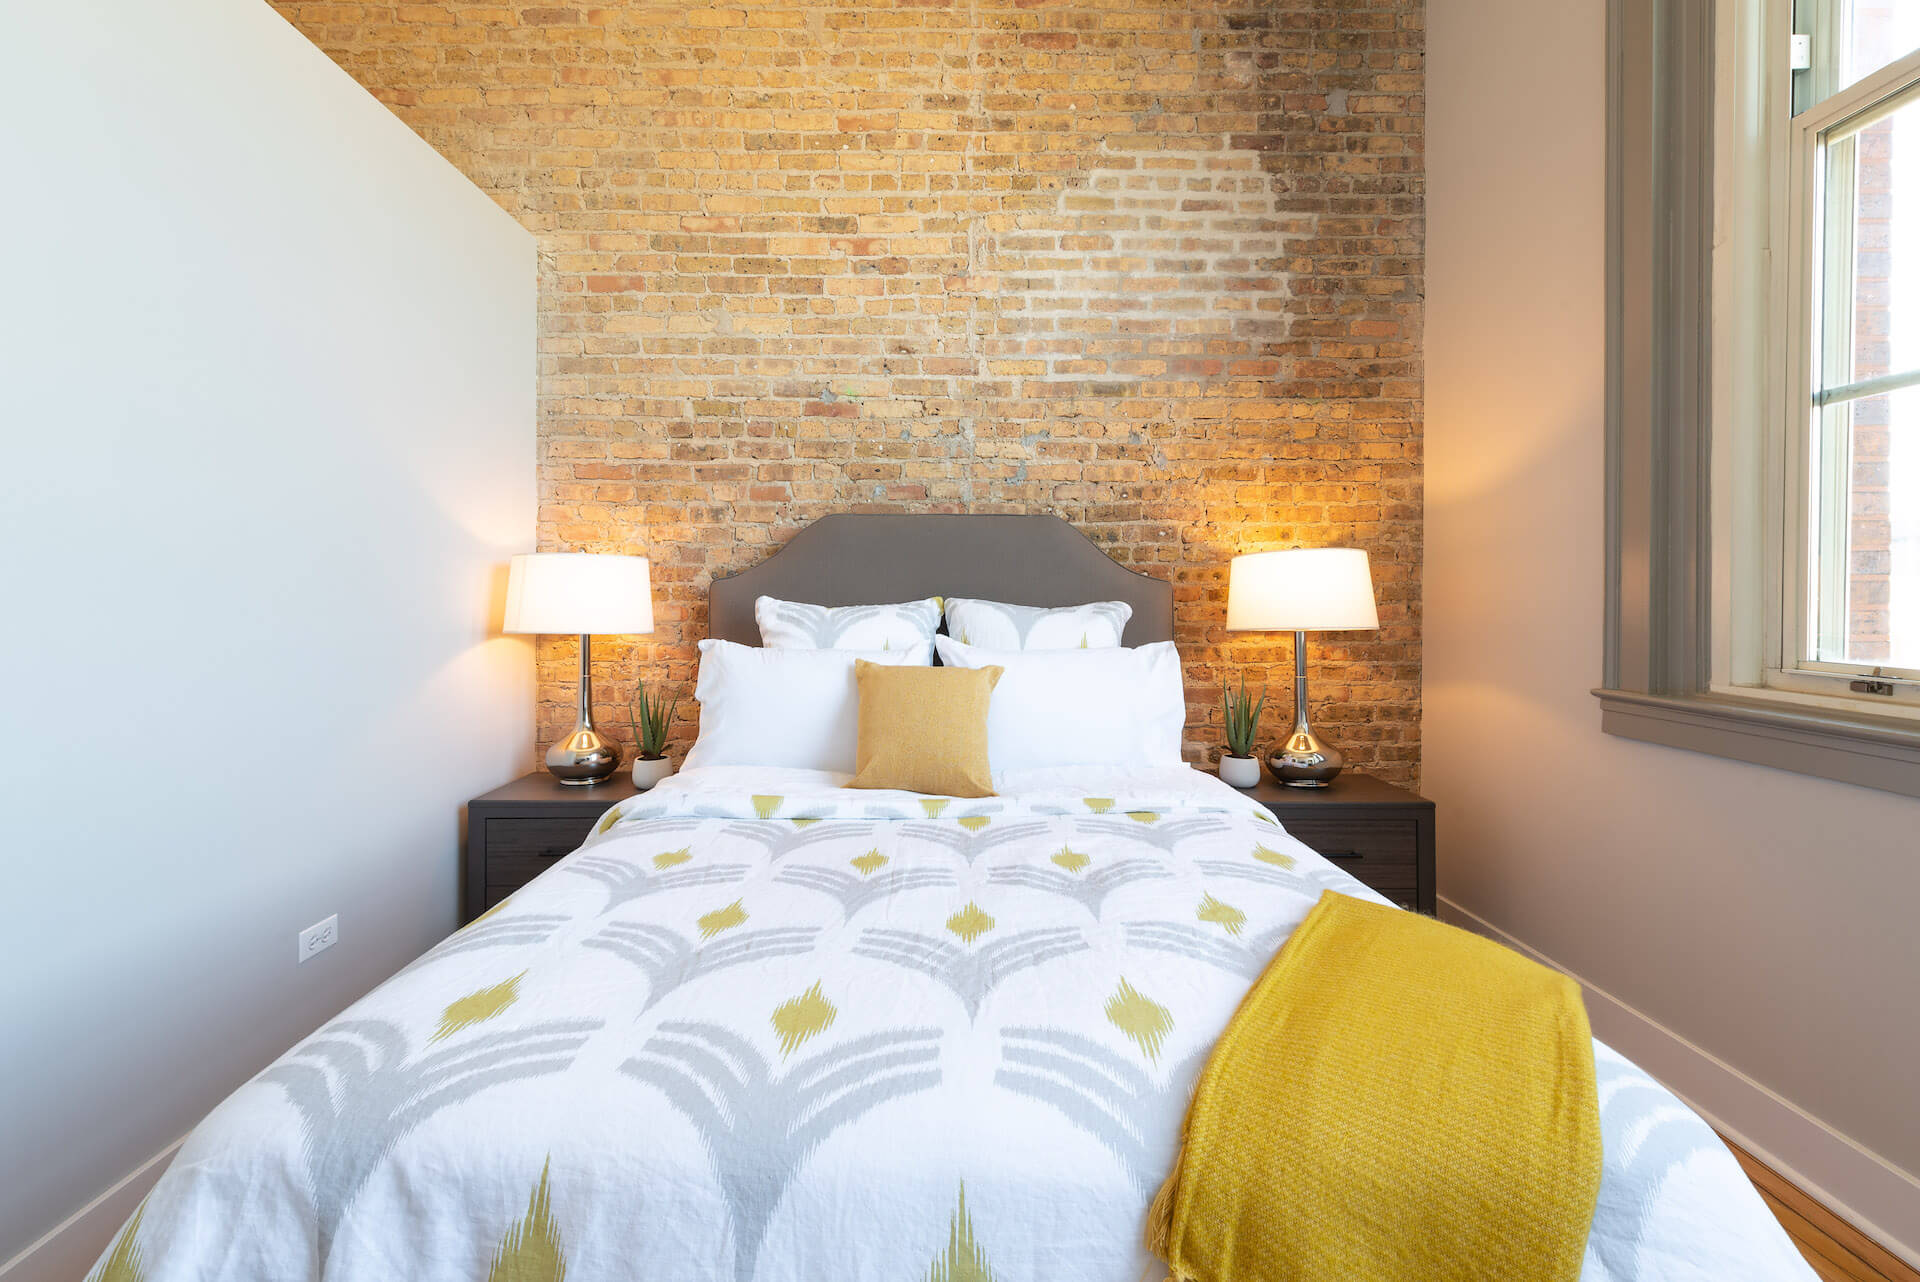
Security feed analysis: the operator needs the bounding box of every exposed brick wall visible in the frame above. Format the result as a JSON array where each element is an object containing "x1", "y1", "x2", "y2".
[
  {"x1": 1846, "y1": 1, "x2": 1896, "y2": 662},
  {"x1": 270, "y1": 0, "x2": 1426, "y2": 786}
]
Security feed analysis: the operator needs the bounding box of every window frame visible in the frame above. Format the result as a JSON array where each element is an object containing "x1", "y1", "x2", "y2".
[
  {"x1": 1771, "y1": 44, "x2": 1920, "y2": 704},
  {"x1": 1597, "y1": 0, "x2": 1920, "y2": 798}
]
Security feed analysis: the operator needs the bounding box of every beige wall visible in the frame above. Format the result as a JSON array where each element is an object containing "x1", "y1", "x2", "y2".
[
  {"x1": 0, "y1": 0, "x2": 536, "y2": 1273},
  {"x1": 1426, "y1": 0, "x2": 1920, "y2": 1258}
]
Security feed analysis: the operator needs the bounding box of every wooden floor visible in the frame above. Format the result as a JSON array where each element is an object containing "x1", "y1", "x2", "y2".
[{"x1": 1722, "y1": 1136, "x2": 1917, "y2": 1282}]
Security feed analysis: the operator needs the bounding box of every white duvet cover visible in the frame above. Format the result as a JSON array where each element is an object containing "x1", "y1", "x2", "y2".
[{"x1": 95, "y1": 766, "x2": 1812, "y2": 1282}]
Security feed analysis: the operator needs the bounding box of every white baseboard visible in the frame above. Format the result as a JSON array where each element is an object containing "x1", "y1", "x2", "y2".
[
  {"x1": 0, "y1": 1139, "x2": 181, "y2": 1282},
  {"x1": 1440, "y1": 895, "x2": 1920, "y2": 1271}
]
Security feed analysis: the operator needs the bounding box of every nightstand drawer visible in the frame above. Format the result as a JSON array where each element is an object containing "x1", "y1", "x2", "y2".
[
  {"x1": 1240, "y1": 773, "x2": 1434, "y2": 916},
  {"x1": 1315, "y1": 858, "x2": 1420, "y2": 900},
  {"x1": 487, "y1": 816, "x2": 597, "y2": 860},
  {"x1": 1281, "y1": 817, "x2": 1418, "y2": 868},
  {"x1": 483, "y1": 817, "x2": 596, "y2": 889},
  {"x1": 466, "y1": 774, "x2": 644, "y2": 924}
]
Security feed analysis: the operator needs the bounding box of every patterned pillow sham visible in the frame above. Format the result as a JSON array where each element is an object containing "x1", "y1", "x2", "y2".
[
  {"x1": 941, "y1": 597, "x2": 1132, "y2": 650},
  {"x1": 754, "y1": 595, "x2": 941, "y2": 663}
]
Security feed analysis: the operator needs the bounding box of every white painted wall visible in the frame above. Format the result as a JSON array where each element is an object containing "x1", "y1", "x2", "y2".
[
  {"x1": 1427, "y1": 0, "x2": 1920, "y2": 1261},
  {"x1": 0, "y1": 0, "x2": 536, "y2": 1273}
]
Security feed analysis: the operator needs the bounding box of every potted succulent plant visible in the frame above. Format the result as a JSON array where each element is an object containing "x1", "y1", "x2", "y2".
[
  {"x1": 1219, "y1": 676, "x2": 1266, "y2": 788},
  {"x1": 628, "y1": 681, "x2": 678, "y2": 790}
]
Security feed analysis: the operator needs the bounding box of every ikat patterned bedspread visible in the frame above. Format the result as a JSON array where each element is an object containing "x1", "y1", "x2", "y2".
[{"x1": 92, "y1": 766, "x2": 1813, "y2": 1282}]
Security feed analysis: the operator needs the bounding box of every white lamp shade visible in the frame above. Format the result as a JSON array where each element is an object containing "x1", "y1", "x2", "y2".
[
  {"x1": 1226, "y1": 548, "x2": 1379, "y2": 632},
  {"x1": 503, "y1": 553, "x2": 654, "y2": 636}
]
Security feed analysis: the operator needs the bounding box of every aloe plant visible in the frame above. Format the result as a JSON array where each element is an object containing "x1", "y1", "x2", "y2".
[
  {"x1": 1222, "y1": 676, "x2": 1266, "y2": 759},
  {"x1": 628, "y1": 681, "x2": 678, "y2": 761}
]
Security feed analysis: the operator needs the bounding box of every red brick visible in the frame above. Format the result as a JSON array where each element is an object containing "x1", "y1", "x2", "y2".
[{"x1": 269, "y1": 0, "x2": 1427, "y2": 783}]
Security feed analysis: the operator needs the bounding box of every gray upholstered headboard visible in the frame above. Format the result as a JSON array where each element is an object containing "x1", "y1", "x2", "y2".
[{"x1": 709, "y1": 514, "x2": 1173, "y2": 646}]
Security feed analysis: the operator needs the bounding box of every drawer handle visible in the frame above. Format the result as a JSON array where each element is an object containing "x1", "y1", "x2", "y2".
[{"x1": 1321, "y1": 849, "x2": 1364, "y2": 860}]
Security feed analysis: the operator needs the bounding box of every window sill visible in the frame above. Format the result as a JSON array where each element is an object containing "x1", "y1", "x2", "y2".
[{"x1": 1593, "y1": 687, "x2": 1920, "y2": 798}]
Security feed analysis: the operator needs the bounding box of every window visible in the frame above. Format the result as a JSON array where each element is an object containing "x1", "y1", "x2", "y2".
[
  {"x1": 1775, "y1": 2, "x2": 1920, "y2": 702},
  {"x1": 1598, "y1": 0, "x2": 1920, "y2": 798}
]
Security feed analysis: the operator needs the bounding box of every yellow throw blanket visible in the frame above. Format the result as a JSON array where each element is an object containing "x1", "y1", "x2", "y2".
[{"x1": 1147, "y1": 891, "x2": 1602, "y2": 1282}]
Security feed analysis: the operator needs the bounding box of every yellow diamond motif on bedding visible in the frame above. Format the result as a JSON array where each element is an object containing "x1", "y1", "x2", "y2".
[
  {"x1": 595, "y1": 808, "x2": 622, "y2": 835},
  {"x1": 86, "y1": 1201, "x2": 146, "y2": 1282},
  {"x1": 956, "y1": 815, "x2": 991, "y2": 833},
  {"x1": 946, "y1": 902, "x2": 996, "y2": 944},
  {"x1": 792, "y1": 817, "x2": 822, "y2": 828},
  {"x1": 771, "y1": 982, "x2": 838, "y2": 1058},
  {"x1": 1105, "y1": 978, "x2": 1173, "y2": 1063},
  {"x1": 698, "y1": 900, "x2": 748, "y2": 939},
  {"x1": 752, "y1": 795, "x2": 783, "y2": 819},
  {"x1": 488, "y1": 1158, "x2": 566, "y2": 1282},
  {"x1": 1253, "y1": 843, "x2": 1296, "y2": 869},
  {"x1": 851, "y1": 851, "x2": 888, "y2": 876},
  {"x1": 1197, "y1": 893, "x2": 1247, "y2": 936},
  {"x1": 1124, "y1": 810, "x2": 1160, "y2": 825},
  {"x1": 1083, "y1": 797, "x2": 1114, "y2": 814},
  {"x1": 920, "y1": 798, "x2": 950, "y2": 819},
  {"x1": 925, "y1": 1183, "x2": 996, "y2": 1282},
  {"x1": 432, "y1": 972, "x2": 525, "y2": 1044},
  {"x1": 1051, "y1": 847, "x2": 1090, "y2": 873},
  {"x1": 652, "y1": 848, "x2": 692, "y2": 870}
]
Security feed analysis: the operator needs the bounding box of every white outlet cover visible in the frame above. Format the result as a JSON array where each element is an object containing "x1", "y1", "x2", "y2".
[{"x1": 299, "y1": 914, "x2": 338, "y2": 963}]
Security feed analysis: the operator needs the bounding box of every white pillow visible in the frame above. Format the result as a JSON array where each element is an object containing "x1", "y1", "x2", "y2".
[
  {"x1": 755, "y1": 595, "x2": 941, "y2": 664},
  {"x1": 934, "y1": 636, "x2": 1185, "y2": 773},
  {"x1": 942, "y1": 598, "x2": 1131, "y2": 650},
  {"x1": 681, "y1": 641, "x2": 925, "y2": 772}
]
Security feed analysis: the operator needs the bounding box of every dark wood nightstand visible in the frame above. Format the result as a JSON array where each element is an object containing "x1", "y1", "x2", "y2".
[
  {"x1": 464, "y1": 772, "x2": 643, "y2": 923},
  {"x1": 1229, "y1": 772, "x2": 1436, "y2": 914}
]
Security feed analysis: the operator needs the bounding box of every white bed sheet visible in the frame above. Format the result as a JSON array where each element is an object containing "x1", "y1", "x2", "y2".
[{"x1": 90, "y1": 764, "x2": 1811, "y2": 1282}]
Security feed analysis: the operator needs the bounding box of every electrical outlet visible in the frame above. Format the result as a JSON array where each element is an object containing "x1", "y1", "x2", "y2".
[{"x1": 298, "y1": 914, "x2": 338, "y2": 963}]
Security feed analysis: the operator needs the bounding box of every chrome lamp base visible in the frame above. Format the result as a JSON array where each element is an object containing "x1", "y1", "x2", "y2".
[
  {"x1": 1268, "y1": 629, "x2": 1345, "y2": 788},
  {"x1": 1270, "y1": 727, "x2": 1344, "y2": 788},
  {"x1": 547, "y1": 724, "x2": 621, "y2": 785},
  {"x1": 546, "y1": 632, "x2": 622, "y2": 785}
]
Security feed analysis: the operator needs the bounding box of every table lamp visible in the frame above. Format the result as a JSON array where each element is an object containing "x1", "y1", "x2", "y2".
[
  {"x1": 1226, "y1": 548, "x2": 1378, "y2": 787},
  {"x1": 504, "y1": 552, "x2": 655, "y2": 784}
]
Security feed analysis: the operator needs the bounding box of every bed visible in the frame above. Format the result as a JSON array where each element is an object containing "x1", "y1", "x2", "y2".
[{"x1": 95, "y1": 516, "x2": 1814, "y2": 1281}]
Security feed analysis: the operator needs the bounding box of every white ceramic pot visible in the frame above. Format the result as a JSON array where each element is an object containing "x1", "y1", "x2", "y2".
[
  {"x1": 631, "y1": 756, "x2": 674, "y2": 790},
  {"x1": 1219, "y1": 753, "x2": 1261, "y2": 788}
]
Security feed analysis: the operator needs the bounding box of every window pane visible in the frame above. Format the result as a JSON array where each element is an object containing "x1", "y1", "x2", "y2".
[
  {"x1": 1839, "y1": 90, "x2": 1920, "y2": 386},
  {"x1": 1843, "y1": 3, "x2": 1920, "y2": 97},
  {"x1": 1810, "y1": 386, "x2": 1920, "y2": 668},
  {"x1": 1809, "y1": 72, "x2": 1920, "y2": 670},
  {"x1": 1800, "y1": 6, "x2": 1920, "y2": 675}
]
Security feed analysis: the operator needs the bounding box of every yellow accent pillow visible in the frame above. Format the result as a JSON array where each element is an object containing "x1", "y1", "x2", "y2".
[{"x1": 850, "y1": 660, "x2": 1003, "y2": 797}]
